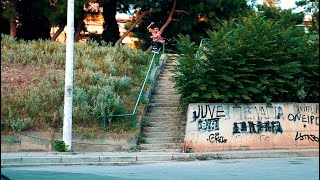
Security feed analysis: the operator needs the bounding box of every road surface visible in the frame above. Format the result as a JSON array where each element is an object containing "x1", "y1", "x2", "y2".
[{"x1": 1, "y1": 157, "x2": 319, "y2": 180}]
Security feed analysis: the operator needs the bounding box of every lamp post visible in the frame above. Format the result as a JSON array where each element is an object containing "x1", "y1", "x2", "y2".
[{"x1": 63, "y1": 0, "x2": 74, "y2": 150}]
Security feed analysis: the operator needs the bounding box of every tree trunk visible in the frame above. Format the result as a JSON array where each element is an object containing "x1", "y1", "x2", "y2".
[
  {"x1": 74, "y1": 20, "x2": 82, "y2": 42},
  {"x1": 51, "y1": 26, "x2": 65, "y2": 41},
  {"x1": 74, "y1": 10, "x2": 84, "y2": 42},
  {"x1": 102, "y1": 0, "x2": 120, "y2": 45},
  {"x1": 10, "y1": 17, "x2": 16, "y2": 38},
  {"x1": 115, "y1": 9, "x2": 150, "y2": 46},
  {"x1": 9, "y1": 1, "x2": 17, "y2": 38}
]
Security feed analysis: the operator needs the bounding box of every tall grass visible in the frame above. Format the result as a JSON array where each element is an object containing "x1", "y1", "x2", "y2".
[{"x1": 1, "y1": 34, "x2": 152, "y2": 134}]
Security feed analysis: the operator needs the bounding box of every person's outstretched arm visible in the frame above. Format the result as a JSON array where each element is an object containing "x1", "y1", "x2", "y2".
[{"x1": 147, "y1": 22, "x2": 154, "y2": 30}]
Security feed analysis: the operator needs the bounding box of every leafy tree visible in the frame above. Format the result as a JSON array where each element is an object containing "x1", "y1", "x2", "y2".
[
  {"x1": 1, "y1": 0, "x2": 89, "y2": 41},
  {"x1": 46, "y1": 0, "x2": 90, "y2": 42},
  {"x1": 172, "y1": 11, "x2": 319, "y2": 107},
  {"x1": 130, "y1": 0, "x2": 250, "y2": 50},
  {"x1": 15, "y1": 0, "x2": 52, "y2": 40}
]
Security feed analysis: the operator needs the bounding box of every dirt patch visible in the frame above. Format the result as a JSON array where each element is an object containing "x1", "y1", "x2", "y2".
[{"x1": 1, "y1": 64, "x2": 46, "y2": 94}]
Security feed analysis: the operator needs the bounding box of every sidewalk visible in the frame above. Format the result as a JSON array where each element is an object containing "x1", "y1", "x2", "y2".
[{"x1": 1, "y1": 149, "x2": 318, "y2": 167}]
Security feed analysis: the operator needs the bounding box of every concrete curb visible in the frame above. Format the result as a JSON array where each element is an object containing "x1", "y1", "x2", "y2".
[{"x1": 1, "y1": 149, "x2": 318, "y2": 167}]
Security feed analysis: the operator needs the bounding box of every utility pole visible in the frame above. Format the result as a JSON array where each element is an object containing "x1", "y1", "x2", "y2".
[{"x1": 63, "y1": 0, "x2": 74, "y2": 150}]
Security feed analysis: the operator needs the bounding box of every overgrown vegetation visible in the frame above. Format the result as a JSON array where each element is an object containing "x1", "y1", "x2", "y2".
[
  {"x1": 1, "y1": 34, "x2": 153, "y2": 135},
  {"x1": 172, "y1": 11, "x2": 319, "y2": 107}
]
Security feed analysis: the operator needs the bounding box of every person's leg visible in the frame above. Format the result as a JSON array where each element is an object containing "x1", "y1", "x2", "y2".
[
  {"x1": 152, "y1": 41, "x2": 158, "y2": 49},
  {"x1": 157, "y1": 42, "x2": 163, "y2": 50}
]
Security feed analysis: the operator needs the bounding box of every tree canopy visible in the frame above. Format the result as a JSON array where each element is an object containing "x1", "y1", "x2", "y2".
[
  {"x1": 1, "y1": 0, "x2": 318, "y2": 50},
  {"x1": 1, "y1": 0, "x2": 250, "y2": 46}
]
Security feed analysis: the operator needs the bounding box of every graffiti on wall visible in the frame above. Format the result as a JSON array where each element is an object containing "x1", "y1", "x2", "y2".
[
  {"x1": 295, "y1": 132, "x2": 319, "y2": 142},
  {"x1": 198, "y1": 118, "x2": 219, "y2": 132},
  {"x1": 288, "y1": 105, "x2": 319, "y2": 127},
  {"x1": 192, "y1": 105, "x2": 225, "y2": 121},
  {"x1": 187, "y1": 103, "x2": 319, "y2": 150},
  {"x1": 207, "y1": 133, "x2": 227, "y2": 143},
  {"x1": 233, "y1": 121, "x2": 283, "y2": 134},
  {"x1": 193, "y1": 105, "x2": 225, "y2": 132},
  {"x1": 192, "y1": 104, "x2": 285, "y2": 134},
  {"x1": 288, "y1": 114, "x2": 319, "y2": 127},
  {"x1": 232, "y1": 106, "x2": 284, "y2": 121}
]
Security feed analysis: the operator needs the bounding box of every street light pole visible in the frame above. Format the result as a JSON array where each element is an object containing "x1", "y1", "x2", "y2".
[{"x1": 63, "y1": 0, "x2": 74, "y2": 150}]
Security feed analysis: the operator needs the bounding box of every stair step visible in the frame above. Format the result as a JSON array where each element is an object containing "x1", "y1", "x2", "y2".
[
  {"x1": 147, "y1": 108, "x2": 180, "y2": 115},
  {"x1": 144, "y1": 137, "x2": 184, "y2": 144},
  {"x1": 163, "y1": 64, "x2": 177, "y2": 70},
  {"x1": 146, "y1": 112, "x2": 182, "y2": 121},
  {"x1": 155, "y1": 80, "x2": 175, "y2": 85},
  {"x1": 146, "y1": 118, "x2": 182, "y2": 123},
  {"x1": 152, "y1": 88, "x2": 178, "y2": 93},
  {"x1": 148, "y1": 121, "x2": 182, "y2": 127},
  {"x1": 166, "y1": 64, "x2": 178, "y2": 67},
  {"x1": 139, "y1": 149, "x2": 182, "y2": 152},
  {"x1": 166, "y1": 61, "x2": 179, "y2": 64},
  {"x1": 150, "y1": 98, "x2": 180, "y2": 104},
  {"x1": 159, "y1": 72, "x2": 176, "y2": 76},
  {"x1": 142, "y1": 131, "x2": 184, "y2": 138},
  {"x1": 142, "y1": 125, "x2": 182, "y2": 132},
  {"x1": 158, "y1": 73, "x2": 176, "y2": 77},
  {"x1": 161, "y1": 70, "x2": 175, "y2": 74},
  {"x1": 165, "y1": 65, "x2": 178, "y2": 68},
  {"x1": 153, "y1": 86, "x2": 177, "y2": 91},
  {"x1": 147, "y1": 111, "x2": 183, "y2": 117},
  {"x1": 152, "y1": 90, "x2": 180, "y2": 95},
  {"x1": 153, "y1": 88, "x2": 178, "y2": 93},
  {"x1": 139, "y1": 143, "x2": 184, "y2": 150},
  {"x1": 153, "y1": 90, "x2": 178, "y2": 94},
  {"x1": 154, "y1": 83, "x2": 176, "y2": 87},
  {"x1": 151, "y1": 94, "x2": 181, "y2": 99},
  {"x1": 157, "y1": 76, "x2": 175, "y2": 80},
  {"x1": 149, "y1": 102, "x2": 180, "y2": 107},
  {"x1": 156, "y1": 75, "x2": 175, "y2": 79}
]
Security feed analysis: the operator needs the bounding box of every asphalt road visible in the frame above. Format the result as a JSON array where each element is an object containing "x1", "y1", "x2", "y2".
[{"x1": 1, "y1": 157, "x2": 319, "y2": 180}]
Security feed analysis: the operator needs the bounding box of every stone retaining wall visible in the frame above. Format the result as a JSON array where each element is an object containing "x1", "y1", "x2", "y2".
[{"x1": 1, "y1": 131, "x2": 137, "y2": 152}]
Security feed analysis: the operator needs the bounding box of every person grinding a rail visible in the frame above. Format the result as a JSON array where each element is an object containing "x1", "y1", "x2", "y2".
[{"x1": 147, "y1": 22, "x2": 164, "y2": 53}]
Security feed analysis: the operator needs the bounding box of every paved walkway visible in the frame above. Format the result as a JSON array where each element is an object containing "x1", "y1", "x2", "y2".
[{"x1": 1, "y1": 149, "x2": 318, "y2": 167}]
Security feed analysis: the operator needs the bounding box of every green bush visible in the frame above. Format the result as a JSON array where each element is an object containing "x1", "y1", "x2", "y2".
[
  {"x1": 173, "y1": 12, "x2": 319, "y2": 107},
  {"x1": 53, "y1": 140, "x2": 68, "y2": 152},
  {"x1": 9, "y1": 118, "x2": 32, "y2": 132}
]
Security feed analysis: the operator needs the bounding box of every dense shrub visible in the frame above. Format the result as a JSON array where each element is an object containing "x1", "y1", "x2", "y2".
[{"x1": 173, "y1": 12, "x2": 319, "y2": 107}]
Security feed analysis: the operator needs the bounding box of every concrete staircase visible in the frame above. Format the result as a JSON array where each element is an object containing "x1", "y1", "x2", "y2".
[{"x1": 139, "y1": 54, "x2": 186, "y2": 152}]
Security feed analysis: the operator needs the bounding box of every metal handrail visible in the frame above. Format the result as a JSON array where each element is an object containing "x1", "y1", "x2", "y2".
[{"x1": 97, "y1": 44, "x2": 165, "y2": 130}]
